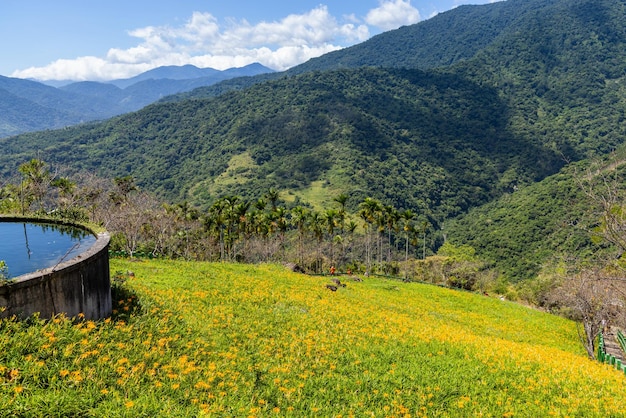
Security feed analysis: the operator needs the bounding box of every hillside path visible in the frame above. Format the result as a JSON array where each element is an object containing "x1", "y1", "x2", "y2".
[{"x1": 604, "y1": 326, "x2": 625, "y2": 363}]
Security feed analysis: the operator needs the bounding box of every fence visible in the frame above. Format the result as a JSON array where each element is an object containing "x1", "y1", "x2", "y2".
[{"x1": 598, "y1": 331, "x2": 626, "y2": 374}]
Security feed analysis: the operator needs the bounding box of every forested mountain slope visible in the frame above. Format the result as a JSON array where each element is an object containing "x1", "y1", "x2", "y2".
[
  {"x1": 446, "y1": 161, "x2": 594, "y2": 281},
  {"x1": 172, "y1": 0, "x2": 617, "y2": 103},
  {"x1": 0, "y1": 87, "x2": 85, "y2": 135},
  {"x1": 2, "y1": 0, "x2": 626, "y2": 275},
  {"x1": 164, "y1": 0, "x2": 529, "y2": 103},
  {"x1": 445, "y1": 144, "x2": 626, "y2": 282},
  {"x1": 289, "y1": 0, "x2": 533, "y2": 72},
  {"x1": 454, "y1": 0, "x2": 626, "y2": 160},
  {"x1": 1, "y1": 67, "x2": 558, "y2": 223},
  {"x1": 161, "y1": 0, "x2": 626, "y2": 171}
]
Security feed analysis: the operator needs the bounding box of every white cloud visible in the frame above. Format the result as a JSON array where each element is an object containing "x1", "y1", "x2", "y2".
[
  {"x1": 365, "y1": 0, "x2": 421, "y2": 31},
  {"x1": 11, "y1": 6, "x2": 370, "y2": 81}
]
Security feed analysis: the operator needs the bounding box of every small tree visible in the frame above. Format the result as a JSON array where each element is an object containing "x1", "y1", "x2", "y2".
[
  {"x1": 437, "y1": 242, "x2": 484, "y2": 290},
  {"x1": 548, "y1": 266, "x2": 623, "y2": 359},
  {"x1": 560, "y1": 160, "x2": 626, "y2": 357},
  {"x1": 18, "y1": 159, "x2": 53, "y2": 213}
]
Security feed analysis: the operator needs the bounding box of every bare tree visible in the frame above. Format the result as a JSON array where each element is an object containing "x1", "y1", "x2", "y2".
[
  {"x1": 575, "y1": 159, "x2": 626, "y2": 254},
  {"x1": 548, "y1": 266, "x2": 625, "y2": 359},
  {"x1": 111, "y1": 191, "x2": 166, "y2": 258}
]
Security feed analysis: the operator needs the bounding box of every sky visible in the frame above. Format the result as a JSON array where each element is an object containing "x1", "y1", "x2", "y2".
[{"x1": 0, "y1": 0, "x2": 499, "y2": 82}]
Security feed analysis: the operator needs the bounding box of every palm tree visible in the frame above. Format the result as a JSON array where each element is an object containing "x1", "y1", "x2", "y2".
[
  {"x1": 333, "y1": 194, "x2": 348, "y2": 232},
  {"x1": 274, "y1": 207, "x2": 288, "y2": 259},
  {"x1": 290, "y1": 206, "x2": 309, "y2": 267},
  {"x1": 208, "y1": 197, "x2": 239, "y2": 261},
  {"x1": 420, "y1": 221, "x2": 430, "y2": 260},
  {"x1": 359, "y1": 197, "x2": 382, "y2": 274},
  {"x1": 401, "y1": 209, "x2": 416, "y2": 263},
  {"x1": 324, "y1": 208, "x2": 339, "y2": 266},
  {"x1": 265, "y1": 188, "x2": 280, "y2": 212},
  {"x1": 255, "y1": 197, "x2": 267, "y2": 212},
  {"x1": 344, "y1": 219, "x2": 359, "y2": 266},
  {"x1": 208, "y1": 201, "x2": 224, "y2": 260},
  {"x1": 309, "y1": 211, "x2": 325, "y2": 273},
  {"x1": 223, "y1": 195, "x2": 241, "y2": 261},
  {"x1": 18, "y1": 158, "x2": 51, "y2": 213},
  {"x1": 171, "y1": 200, "x2": 199, "y2": 260},
  {"x1": 333, "y1": 193, "x2": 348, "y2": 263},
  {"x1": 374, "y1": 204, "x2": 386, "y2": 266},
  {"x1": 233, "y1": 201, "x2": 251, "y2": 260},
  {"x1": 383, "y1": 205, "x2": 400, "y2": 263}
]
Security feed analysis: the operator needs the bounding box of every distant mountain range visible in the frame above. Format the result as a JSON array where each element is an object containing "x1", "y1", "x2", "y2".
[{"x1": 0, "y1": 63, "x2": 273, "y2": 138}]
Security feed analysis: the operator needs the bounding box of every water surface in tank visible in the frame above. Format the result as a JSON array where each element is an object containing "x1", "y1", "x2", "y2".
[{"x1": 0, "y1": 222, "x2": 97, "y2": 278}]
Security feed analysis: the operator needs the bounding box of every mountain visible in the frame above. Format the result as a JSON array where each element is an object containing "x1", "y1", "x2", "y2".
[
  {"x1": 165, "y1": 0, "x2": 560, "y2": 102},
  {"x1": 2, "y1": 0, "x2": 626, "y2": 280},
  {"x1": 444, "y1": 145, "x2": 626, "y2": 282},
  {"x1": 0, "y1": 63, "x2": 274, "y2": 138},
  {"x1": 62, "y1": 63, "x2": 274, "y2": 113},
  {"x1": 0, "y1": 66, "x2": 563, "y2": 222},
  {"x1": 107, "y1": 63, "x2": 272, "y2": 89},
  {"x1": 0, "y1": 87, "x2": 82, "y2": 135},
  {"x1": 107, "y1": 64, "x2": 222, "y2": 89},
  {"x1": 0, "y1": 75, "x2": 119, "y2": 137}
]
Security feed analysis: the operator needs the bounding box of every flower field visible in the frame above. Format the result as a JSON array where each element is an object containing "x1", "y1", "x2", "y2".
[{"x1": 1, "y1": 259, "x2": 625, "y2": 417}]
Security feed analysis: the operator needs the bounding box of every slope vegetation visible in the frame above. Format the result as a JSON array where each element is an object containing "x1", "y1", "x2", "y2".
[
  {"x1": 1, "y1": 260, "x2": 624, "y2": 416},
  {"x1": 447, "y1": 147, "x2": 626, "y2": 281},
  {"x1": 0, "y1": 67, "x2": 561, "y2": 222}
]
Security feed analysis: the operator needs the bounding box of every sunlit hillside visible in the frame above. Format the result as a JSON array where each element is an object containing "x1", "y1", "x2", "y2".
[{"x1": 1, "y1": 259, "x2": 624, "y2": 416}]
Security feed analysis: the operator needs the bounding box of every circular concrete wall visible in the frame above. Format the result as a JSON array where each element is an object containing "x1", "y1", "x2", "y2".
[{"x1": 0, "y1": 217, "x2": 111, "y2": 320}]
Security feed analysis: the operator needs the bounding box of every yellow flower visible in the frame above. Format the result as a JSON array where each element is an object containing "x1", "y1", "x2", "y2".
[
  {"x1": 125, "y1": 400, "x2": 134, "y2": 408},
  {"x1": 59, "y1": 369, "x2": 70, "y2": 378}
]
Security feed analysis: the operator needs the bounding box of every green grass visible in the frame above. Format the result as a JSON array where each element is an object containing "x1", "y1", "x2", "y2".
[
  {"x1": 280, "y1": 180, "x2": 343, "y2": 212},
  {"x1": 1, "y1": 259, "x2": 624, "y2": 417},
  {"x1": 188, "y1": 152, "x2": 260, "y2": 200}
]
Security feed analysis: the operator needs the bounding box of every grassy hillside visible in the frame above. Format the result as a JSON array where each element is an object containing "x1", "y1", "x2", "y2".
[{"x1": 1, "y1": 260, "x2": 624, "y2": 416}]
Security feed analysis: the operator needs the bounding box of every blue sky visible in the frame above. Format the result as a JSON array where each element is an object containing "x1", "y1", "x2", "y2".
[{"x1": 0, "y1": 0, "x2": 499, "y2": 81}]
